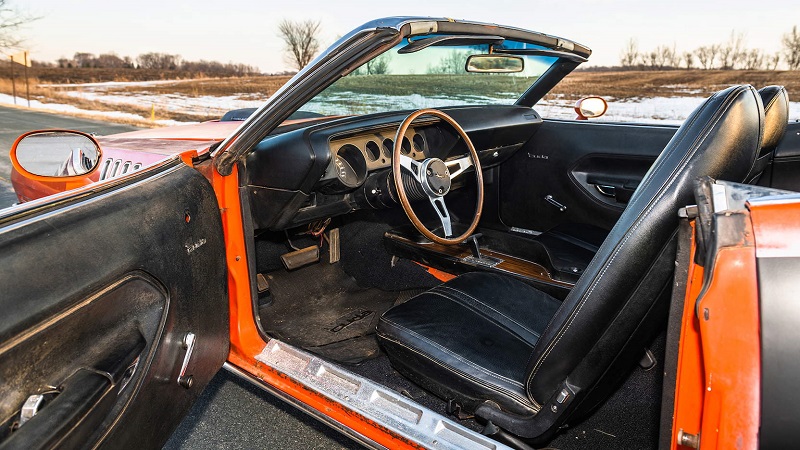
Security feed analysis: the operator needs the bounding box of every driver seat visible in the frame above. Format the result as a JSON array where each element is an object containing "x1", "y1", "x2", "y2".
[{"x1": 376, "y1": 85, "x2": 764, "y2": 443}]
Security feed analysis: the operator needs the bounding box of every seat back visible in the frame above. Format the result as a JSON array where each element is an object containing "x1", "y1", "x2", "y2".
[
  {"x1": 746, "y1": 85, "x2": 789, "y2": 184},
  {"x1": 524, "y1": 86, "x2": 764, "y2": 418}
]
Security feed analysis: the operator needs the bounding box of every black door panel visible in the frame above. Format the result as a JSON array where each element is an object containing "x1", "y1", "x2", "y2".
[
  {"x1": 769, "y1": 121, "x2": 800, "y2": 191},
  {"x1": 499, "y1": 119, "x2": 676, "y2": 232},
  {"x1": 0, "y1": 160, "x2": 228, "y2": 449}
]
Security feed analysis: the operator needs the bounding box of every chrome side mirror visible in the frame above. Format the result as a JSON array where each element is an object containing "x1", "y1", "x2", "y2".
[
  {"x1": 11, "y1": 130, "x2": 101, "y2": 178},
  {"x1": 574, "y1": 96, "x2": 608, "y2": 120}
]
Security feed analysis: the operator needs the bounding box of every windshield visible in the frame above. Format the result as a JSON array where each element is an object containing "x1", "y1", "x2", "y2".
[{"x1": 300, "y1": 37, "x2": 558, "y2": 116}]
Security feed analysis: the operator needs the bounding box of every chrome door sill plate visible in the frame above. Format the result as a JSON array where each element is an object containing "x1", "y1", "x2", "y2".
[{"x1": 255, "y1": 339, "x2": 510, "y2": 450}]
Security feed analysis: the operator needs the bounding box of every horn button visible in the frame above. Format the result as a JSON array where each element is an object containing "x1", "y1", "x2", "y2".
[{"x1": 419, "y1": 158, "x2": 451, "y2": 197}]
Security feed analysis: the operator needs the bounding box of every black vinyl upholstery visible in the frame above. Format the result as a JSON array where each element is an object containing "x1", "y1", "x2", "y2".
[
  {"x1": 377, "y1": 85, "x2": 764, "y2": 440},
  {"x1": 746, "y1": 85, "x2": 789, "y2": 183},
  {"x1": 533, "y1": 85, "x2": 786, "y2": 277},
  {"x1": 378, "y1": 272, "x2": 559, "y2": 416}
]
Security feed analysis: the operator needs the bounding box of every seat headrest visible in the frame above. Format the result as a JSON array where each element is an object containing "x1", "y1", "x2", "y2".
[{"x1": 759, "y1": 86, "x2": 789, "y2": 153}]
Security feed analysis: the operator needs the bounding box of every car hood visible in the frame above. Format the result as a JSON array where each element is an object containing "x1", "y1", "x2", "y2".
[{"x1": 108, "y1": 120, "x2": 242, "y2": 141}]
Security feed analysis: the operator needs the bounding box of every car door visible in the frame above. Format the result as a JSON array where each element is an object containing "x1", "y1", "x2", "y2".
[
  {"x1": 0, "y1": 157, "x2": 229, "y2": 449},
  {"x1": 497, "y1": 119, "x2": 677, "y2": 232}
]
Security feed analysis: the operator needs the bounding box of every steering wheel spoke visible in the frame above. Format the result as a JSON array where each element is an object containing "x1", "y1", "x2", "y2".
[
  {"x1": 429, "y1": 196, "x2": 453, "y2": 238},
  {"x1": 445, "y1": 155, "x2": 473, "y2": 180},
  {"x1": 398, "y1": 154, "x2": 423, "y2": 182}
]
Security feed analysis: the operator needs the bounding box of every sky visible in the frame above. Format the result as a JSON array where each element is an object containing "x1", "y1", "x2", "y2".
[{"x1": 14, "y1": 0, "x2": 800, "y2": 72}]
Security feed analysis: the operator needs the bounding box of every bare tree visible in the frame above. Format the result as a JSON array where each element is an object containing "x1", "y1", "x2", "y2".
[
  {"x1": 137, "y1": 52, "x2": 181, "y2": 70},
  {"x1": 683, "y1": 52, "x2": 694, "y2": 69},
  {"x1": 695, "y1": 45, "x2": 718, "y2": 69},
  {"x1": 96, "y1": 53, "x2": 127, "y2": 69},
  {"x1": 652, "y1": 45, "x2": 676, "y2": 69},
  {"x1": 783, "y1": 26, "x2": 800, "y2": 70},
  {"x1": 718, "y1": 32, "x2": 746, "y2": 69},
  {"x1": 277, "y1": 19, "x2": 321, "y2": 70},
  {"x1": 362, "y1": 53, "x2": 391, "y2": 75},
  {"x1": 643, "y1": 51, "x2": 658, "y2": 69},
  {"x1": 668, "y1": 44, "x2": 681, "y2": 67},
  {"x1": 73, "y1": 52, "x2": 96, "y2": 68},
  {"x1": 619, "y1": 38, "x2": 639, "y2": 68},
  {"x1": 428, "y1": 50, "x2": 468, "y2": 74},
  {"x1": 742, "y1": 49, "x2": 764, "y2": 70},
  {"x1": 0, "y1": 0, "x2": 38, "y2": 49},
  {"x1": 769, "y1": 52, "x2": 781, "y2": 70}
]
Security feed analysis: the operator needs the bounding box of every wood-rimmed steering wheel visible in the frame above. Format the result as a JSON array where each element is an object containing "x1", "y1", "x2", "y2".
[{"x1": 392, "y1": 108, "x2": 484, "y2": 245}]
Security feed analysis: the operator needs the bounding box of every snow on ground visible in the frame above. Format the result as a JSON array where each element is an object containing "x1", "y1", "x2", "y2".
[
  {"x1": 44, "y1": 79, "x2": 197, "y2": 88},
  {"x1": 64, "y1": 90, "x2": 264, "y2": 118},
  {"x1": 539, "y1": 96, "x2": 800, "y2": 125},
  {"x1": 0, "y1": 93, "x2": 192, "y2": 126},
  {"x1": 5, "y1": 79, "x2": 800, "y2": 126},
  {"x1": 303, "y1": 91, "x2": 512, "y2": 116}
]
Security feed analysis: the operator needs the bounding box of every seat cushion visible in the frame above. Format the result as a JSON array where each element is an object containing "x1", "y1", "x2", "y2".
[
  {"x1": 376, "y1": 272, "x2": 561, "y2": 415},
  {"x1": 533, "y1": 222, "x2": 610, "y2": 281}
]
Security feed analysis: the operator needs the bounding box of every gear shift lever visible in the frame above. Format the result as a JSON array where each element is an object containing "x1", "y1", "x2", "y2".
[
  {"x1": 461, "y1": 232, "x2": 502, "y2": 267},
  {"x1": 465, "y1": 233, "x2": 483, "y2": 259}
]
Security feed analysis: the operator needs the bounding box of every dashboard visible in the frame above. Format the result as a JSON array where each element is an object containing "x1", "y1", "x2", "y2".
[{"x1": 243, "y1": 105, "x2": 543, "y2": 230}]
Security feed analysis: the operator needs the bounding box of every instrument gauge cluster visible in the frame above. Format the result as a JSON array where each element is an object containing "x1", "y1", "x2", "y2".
[{"x1": 320, "y1": 127, "x2": 429, "y2": 193}]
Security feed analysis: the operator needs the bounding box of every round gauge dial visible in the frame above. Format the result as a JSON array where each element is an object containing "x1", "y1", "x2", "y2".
[
  {"x1": 333, "y1": 144, "x2": 367, "y2": 189},
  {"x1": 335, "y1": 155, "x2": 359, "y2": 187}
]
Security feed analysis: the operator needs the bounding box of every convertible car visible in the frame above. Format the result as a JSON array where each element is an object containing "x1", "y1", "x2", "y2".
[{"x1": 1, "y1": 17, "x2": 798, "y2": 450}]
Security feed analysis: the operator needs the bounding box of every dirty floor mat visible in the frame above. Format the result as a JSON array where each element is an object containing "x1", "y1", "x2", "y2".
[{"x1": 259, "y1": 262, "x2": 413, "y2": 364}]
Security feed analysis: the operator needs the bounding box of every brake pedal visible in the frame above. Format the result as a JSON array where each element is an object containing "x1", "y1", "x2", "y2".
[
  {"x1": 256, "y1": 273, "x2": 269, "y2": 293},
  {"x1": 280, "y1": 245, "x2": 320, "y2": 270},
  {"x1": 256, "y1": 273, "x2": 273, "y2": 307}
]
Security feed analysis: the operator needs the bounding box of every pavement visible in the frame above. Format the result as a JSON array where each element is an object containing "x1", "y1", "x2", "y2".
[
  {"x1": 0, "y1": 105, "x2": 361, "y2": 449},
  {"x1": 164, "y1": 370, "x2": 358, "y2": 450}
]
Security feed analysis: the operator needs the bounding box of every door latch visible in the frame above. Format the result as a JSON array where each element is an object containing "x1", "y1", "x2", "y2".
[
  {"x1": 177, "y1": 332, "x2": 196, "y2": 389},
  {"x1": 545, "y1": 195, "x2": 567, "y2": 212}
]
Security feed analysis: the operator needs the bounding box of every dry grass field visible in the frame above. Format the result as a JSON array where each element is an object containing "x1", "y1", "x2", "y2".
[
  {"x1": 553, "y1": 70, "x2": 800, "y2": 100},
  {"x1": 0, "y1": 69, "x2": 797, "y2": 125}
]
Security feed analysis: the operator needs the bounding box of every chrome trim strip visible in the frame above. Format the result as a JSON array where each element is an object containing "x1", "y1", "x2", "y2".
[
  {"x1": 747, "y1": 193, "x2": 800, "y2": 207},
  {"x1": 252, "y1": 339, "x2": 510, "y2": 450}
]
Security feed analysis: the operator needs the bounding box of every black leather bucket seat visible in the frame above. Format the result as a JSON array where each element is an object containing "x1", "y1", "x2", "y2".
[
  {"x1": 377, "y1": 85, "x2": 764, "y2": 443},
  {"x1": 745, "y1": 85, "x2": 789, "y2": 183}
]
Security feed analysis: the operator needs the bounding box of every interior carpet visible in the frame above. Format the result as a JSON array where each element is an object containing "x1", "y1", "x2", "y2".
[{"x1": 260, "y1": 262, "x2": 413, "y2": 364}]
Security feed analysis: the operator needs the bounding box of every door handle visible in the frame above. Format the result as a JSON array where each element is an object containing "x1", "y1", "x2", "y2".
[
  {"x1": 595, "y1": 184, "x2": 617, "y2": 197},
  {"x1": 545, "y1": 195, "x2": 567, "y2": 212},
  {"x1": 587, "y1": 176, "x2": 639, "y2": 204}
]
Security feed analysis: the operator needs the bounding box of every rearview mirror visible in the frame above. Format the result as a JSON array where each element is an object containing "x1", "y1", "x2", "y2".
[
  {"x1": 11, "y1": 130, "x2": 102, "y2": 179},
  {"x1": 465, "y1": 54, "x2": 524, "y2": 73}
]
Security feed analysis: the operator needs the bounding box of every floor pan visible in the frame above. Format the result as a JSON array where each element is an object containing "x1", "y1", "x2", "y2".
[{"x1": 259, "y1": 262, "x2": 417, "y2": 364}]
